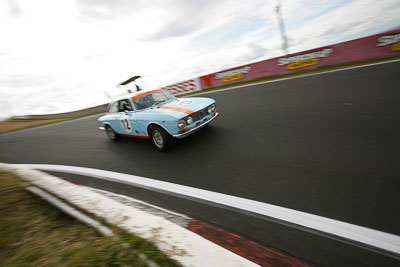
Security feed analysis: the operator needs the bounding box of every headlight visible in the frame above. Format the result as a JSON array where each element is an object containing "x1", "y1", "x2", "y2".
[
  {"x1": 186, "y1": 116, "x2": 193, "y2": 124},
  {"x1": 208, "y1": 104, "x2": 216, "y2": 114},
  {"x1": 178, "y1": 119, "x2": 186, "y2": 129}
]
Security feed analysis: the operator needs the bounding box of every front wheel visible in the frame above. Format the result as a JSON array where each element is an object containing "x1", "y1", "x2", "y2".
[
  {"x1": 105, "y1": 125, "x2": 120, "y2": 141},
  {"x1": 150, "y1": 126, "x2": 172, "y2": 151}
]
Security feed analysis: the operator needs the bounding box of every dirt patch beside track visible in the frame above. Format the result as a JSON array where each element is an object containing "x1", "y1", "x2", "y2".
[{"x1": 0, "y1": 119, "x2": 65, "y2": 134}]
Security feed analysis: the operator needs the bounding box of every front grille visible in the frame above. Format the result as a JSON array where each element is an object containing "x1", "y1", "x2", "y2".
[
  {"x1": 192, "y1": 107, "x2": 209, "y2": 122},
  {"x1": 198, "y1": 109, "x2": 207, "y2": 119}
]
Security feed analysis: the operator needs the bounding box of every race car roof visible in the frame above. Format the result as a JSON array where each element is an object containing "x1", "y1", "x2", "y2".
[{"x1": 111, "y1": 89, "x2": 164, "y2": 102}]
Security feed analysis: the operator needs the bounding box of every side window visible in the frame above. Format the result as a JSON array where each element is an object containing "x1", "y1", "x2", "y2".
[
  {"x1": 118, "y1": 99, "x2": 133, "y2": 112},
  {"x1": 108, "y1": 102, "x2": 119, "y2": 113},
  {"x1": 133, "y1": 95, "x2": 155, "y2": 110}
]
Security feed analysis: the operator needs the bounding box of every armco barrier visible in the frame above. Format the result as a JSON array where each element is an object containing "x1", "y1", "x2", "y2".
[{"x1": 161, "y1": 30, "x2": 399, "y2": 94}]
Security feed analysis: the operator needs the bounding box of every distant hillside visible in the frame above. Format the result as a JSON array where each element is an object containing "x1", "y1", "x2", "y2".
[{"x1": 12, "y1": 103, "x2": 108, "y2": 120}]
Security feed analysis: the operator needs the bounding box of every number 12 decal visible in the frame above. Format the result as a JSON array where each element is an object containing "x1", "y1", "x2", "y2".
[{"x1": 121, "y1": 118, "x2": 132, "y2": 133}]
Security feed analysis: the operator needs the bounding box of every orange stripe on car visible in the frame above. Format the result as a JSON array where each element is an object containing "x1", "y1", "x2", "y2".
[
  {"x1": 132, "y1": 89, "x2": 164, "y2": 102},
  {"x1": 157, "y1": 106, "x2": 194, "y2": 115}
]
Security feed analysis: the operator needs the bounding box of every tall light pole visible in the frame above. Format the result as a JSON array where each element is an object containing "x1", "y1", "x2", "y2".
[{"x1": 276, "y1": 0, "x2": 289, "y2": 55}]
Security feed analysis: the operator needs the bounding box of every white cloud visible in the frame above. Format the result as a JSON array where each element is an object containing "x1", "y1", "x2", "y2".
[
  {"x1": 283, "y1": 0, "x2": 400, "y2": 53},
  {"x1": 0, "y1": 0, "x2": 399, "y2": 119}
]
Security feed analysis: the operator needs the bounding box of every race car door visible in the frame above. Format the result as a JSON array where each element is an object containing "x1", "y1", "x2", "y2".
[{"x1": 113, "y1": 99, "x2": 139, "y2": 135}]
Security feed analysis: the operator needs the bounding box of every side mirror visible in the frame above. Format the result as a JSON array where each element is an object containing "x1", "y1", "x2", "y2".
[{"x1": 124, "y1": 110, "x2": 129, "y2": 115}]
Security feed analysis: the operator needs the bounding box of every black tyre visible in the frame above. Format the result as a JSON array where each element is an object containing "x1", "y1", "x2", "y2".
[
  {"x1": 105, "y1": 125, "x2": 121, "y2": 141},
  {"x1": 149, "y1": 126, "x2": 172, "y2": 151}
]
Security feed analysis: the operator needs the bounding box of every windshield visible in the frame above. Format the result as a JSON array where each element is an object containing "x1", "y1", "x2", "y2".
[{"x1": 133, "y1": 90, "x2": 175, "y2": 110}]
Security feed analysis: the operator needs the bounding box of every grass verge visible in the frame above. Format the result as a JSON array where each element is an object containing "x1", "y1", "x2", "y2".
[{"x1": 0, "y1": 171, "x2": 179, "y2": 267}]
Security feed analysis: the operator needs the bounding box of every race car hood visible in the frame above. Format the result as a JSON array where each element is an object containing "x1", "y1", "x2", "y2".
[{"x1": 155, "y1": 97, "x2": 214, "y2": 117}]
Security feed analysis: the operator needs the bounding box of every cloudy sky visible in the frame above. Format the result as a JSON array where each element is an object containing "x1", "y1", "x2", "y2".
[{"x1": 1, "y1": 0, "x2": 399, "y2": 120}]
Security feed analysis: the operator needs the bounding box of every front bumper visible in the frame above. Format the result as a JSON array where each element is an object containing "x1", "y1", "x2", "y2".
[{"x1": 173, "y1": 112, "x2": 218, "y2": 138}]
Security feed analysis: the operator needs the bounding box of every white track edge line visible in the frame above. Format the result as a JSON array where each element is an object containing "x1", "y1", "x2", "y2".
[
  {"x1": 90, "y1": 187, "x2": 192, "y2": 220},
  {"x1": 14, "y1": 163, "x2": 400, "y2": 257}
]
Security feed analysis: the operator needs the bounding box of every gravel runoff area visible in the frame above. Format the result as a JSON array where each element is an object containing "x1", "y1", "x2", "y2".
[{"x1": 0, "y1": 119, "x2": 66, "y2": 134}]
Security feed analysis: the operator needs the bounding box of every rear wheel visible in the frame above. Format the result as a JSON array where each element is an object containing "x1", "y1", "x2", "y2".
[
  {"x1": 105, "y1": 125, "x2": 120, "y2": 141},
  {"x1": 149, "y1": 126, "x2": 172, "y2": 151}
]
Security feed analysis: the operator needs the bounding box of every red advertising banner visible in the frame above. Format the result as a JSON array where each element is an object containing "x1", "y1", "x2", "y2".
[
  {"x1": 199, "y1": 30, "x2": 400, "y2": 89},
  {"x1": 161, "y1": 78, "x2": 201, "y2": 96}
]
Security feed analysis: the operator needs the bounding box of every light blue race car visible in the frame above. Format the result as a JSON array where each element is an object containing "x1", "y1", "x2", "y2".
[{"x1": 98, "y1": 89, "x2": 218, "y2": 151}]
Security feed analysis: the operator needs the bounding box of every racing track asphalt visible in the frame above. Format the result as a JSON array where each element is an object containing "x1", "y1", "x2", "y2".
[{"x1": 1, "y1": 60, "x2": 399, "y2": 266}]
